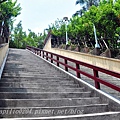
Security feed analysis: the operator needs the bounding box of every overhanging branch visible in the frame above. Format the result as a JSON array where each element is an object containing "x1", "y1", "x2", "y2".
[{"x1": 0, "y1": 0, "x2": 7, "y2": 4}]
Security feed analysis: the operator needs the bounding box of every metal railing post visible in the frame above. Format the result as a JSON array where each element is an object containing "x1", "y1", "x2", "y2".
[
  {"x1": 93, "y1": 69, "x2": 100, "y2": 89},
  {"x1": 46, "y1": 52, "x2": 48, "y2": 60},
  {"x1": 37, "y1": 50, "x2": 39, "y2": 55},
  {"x1": 40, "y1": 50, "x2": 41, "y2": 56},
  {"x1": 76, "y1": 63, "x2": 81, "y2": 78},
  {"x1": 57, "y1": 56, "x2": 59, "y2": 67},
  {"x1": 51, "y1": 54, "x2": 53, "y2": 63},
  {"x1": 64, "y1": 59, "x2": 68, "y2": 71},
  {"x1": 43, "y1": 51, "x2": 44, "y2": 58}
]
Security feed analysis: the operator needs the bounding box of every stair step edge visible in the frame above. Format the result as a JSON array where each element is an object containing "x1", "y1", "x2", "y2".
[
  {"x1": 1, "y1": 112, "x2": 119, "y2": 120},
  {"x1": 0, "y1": 104, "x2": 108, "y2": 109},
  {"x1": 0, "y1": 97, "x2": 100, "y2": 101}
]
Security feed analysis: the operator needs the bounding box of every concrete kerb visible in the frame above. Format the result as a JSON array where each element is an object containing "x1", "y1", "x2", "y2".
[
  {"x1": 26, "y1": 49, "x2": 120, "y2": 110},
  {"x1": 0, "y1": 48, "x2": 9, "y2": 79},
  {"x1": 1, "y1": 112, "x2": 120, "y2": 120}
]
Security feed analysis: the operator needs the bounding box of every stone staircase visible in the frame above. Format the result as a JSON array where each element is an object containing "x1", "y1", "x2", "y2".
[{"x1": 0, "y1": 48, "x2": 120, "y2": 119}]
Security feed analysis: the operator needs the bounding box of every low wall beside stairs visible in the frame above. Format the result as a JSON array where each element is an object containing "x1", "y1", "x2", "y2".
[
  {"x1": 43, "y1": 37, "x2": 120, "y2": 73},
  {"x1": 0, "y1": 43, "x2": 9, "y2": 78}
]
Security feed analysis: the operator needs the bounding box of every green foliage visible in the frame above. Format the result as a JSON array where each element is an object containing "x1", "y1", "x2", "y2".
[
  {"x1": 10, "y1": 21, "x2": 45, "y2": 49},
  {"x1": 71, "y1": 44, "x2": 77, "y2": 50},
  {"x1": 50, "y1": 0, "x2": 120, "y2": 49},
  {"x1": 0, "y1": 0, "x2": 45, "y2": 48},
  {"x1": 74, "y1": 0, "x2": 100, "y2": 17},
  {"x1": 0, "y1": 0, "x2": 21, "y2": 44},
  {"x1": 0, "y1": 0, "x2": 7, "y2": 4}
]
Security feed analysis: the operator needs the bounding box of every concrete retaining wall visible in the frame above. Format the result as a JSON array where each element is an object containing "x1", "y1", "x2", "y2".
[
  {"x1": 43, "y1": 37, "x2": 120, "y2": 73},
  {"x1": 0, "y1": 43, "x2": 9, "y2": 78}
]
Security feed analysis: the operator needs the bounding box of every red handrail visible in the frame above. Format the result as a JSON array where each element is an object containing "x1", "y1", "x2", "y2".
[{"x1": 26, "y1": 46, "x2": 120, "y2": 92}]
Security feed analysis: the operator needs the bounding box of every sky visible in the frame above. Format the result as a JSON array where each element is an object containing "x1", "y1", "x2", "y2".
[{"x1": 14, "y1": 0, "x2": 80, "y2": 34}]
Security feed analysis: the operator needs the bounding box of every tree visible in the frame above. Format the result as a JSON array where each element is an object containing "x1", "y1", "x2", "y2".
[
  {"x1": 0, "y1": 0, "x2": 7, "y2": 4},
  {"x1": 51, "y1": 0, "x2": 120, "y2": 50},
  {"x1": 10, "y1": 21, "x2": 45, "y2": 49},
  {"x1": 76, "y1": 0, "x2": 100, "y2": 8},
  {"x1": 86, "y1": 0, "x2": 100, "y2": 8},
  {"x1": 74, "y1": 0, "x2": 87, "y2": 17},
  {"x1": 11, "y1": 21, "x2": 26, "y2": 48},
  {"x1": 0, "y1": 0, "x2": 21, "y2": 44},
  {"x1": 74, "y1": 0, "x2": 100, "y2": 17},
  {"x1": 76, "y1": 0, "x2": 86, "y2": 5}
]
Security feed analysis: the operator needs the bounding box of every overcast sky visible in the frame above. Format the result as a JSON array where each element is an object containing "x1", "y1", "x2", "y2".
[{"x1": 14, "y1": 0, "x2": 80, "y2": 34}]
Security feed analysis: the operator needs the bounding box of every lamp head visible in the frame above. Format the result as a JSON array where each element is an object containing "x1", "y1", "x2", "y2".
[{"x1": 63, "y1": 17, "x2": 68, "y2": 21}]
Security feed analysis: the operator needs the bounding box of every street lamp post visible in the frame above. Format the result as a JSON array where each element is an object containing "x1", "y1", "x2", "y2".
[
  {"x1": 93, "y1": 24, "x2": 100, "y2": 48},
  {"x1": 63, "y1": 17, "x2": 68, "y2": 45}
]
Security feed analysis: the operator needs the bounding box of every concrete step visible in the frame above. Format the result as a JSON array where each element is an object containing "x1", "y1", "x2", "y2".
[
  {"x1": 0, "y1": 97, "x2": 102, "y2": 107},
  {"x1": 3, "y1": 71, "x2": 67, "y2": 75},
  {"x1": 3, "y1": 68, "x2": 26, "y2": 72},
  {"x1": 1, "y1": 77, "x2": 71, "y2": 81},
  {"x1": 3, "y1": 112, "x2": 119, "y2": 120},
  {"x1": 3, "y1": 66, "x2": 59, "y2": 69},
  {"x1": 3, "y1": 70, "x2": 66, "y2": 75},
  {"x1": 1, "y1": 76, "x2": 70, "y2": 80},
  {"x1": 82, "y1": 77, "x2": 120, "y2": 86},
  {"x1": 0, "y1": 92, "x2": 91, "y2": 99},
  {"x1": 0, "y1": 87, "x2": 85, "y2": 92},
  {"x1": 102, "y1": 89, "x2": 120, "y2": 94},
  {"x1": 2, "y1": 74, "x2": 66, "y2": 78},
  {"x1": 2, "y1": 75, "x2": 69, "y2": 79},
  {"x1": 0, "y1": 86, "x2": 81, "y2": 90},
  {"x1": 1, "y1": 77, "x2": 72, "y2": 81},
  {"x1": 0, "y1": 82, "x2": 80, "y2": 88},
  {"x1": 0, "y1": 81, "x2": 74, "y2": 85},
  {"x1": 0, "y1": 104, "x2": 108, "y2": 118}
]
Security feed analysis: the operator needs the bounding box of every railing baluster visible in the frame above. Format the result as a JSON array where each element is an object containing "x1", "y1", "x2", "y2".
[
  {"x1": 51, "y1": 54, "x2": 53, "y2": 63},
  {"x1": 40, "y1": 50, "x2": 41, "y2": 56},
  {"x1": 57, "y1": 56, "x2": 59, "y2": 67},
  {"x1": 43, "y1": 51, "x2": 44, "y2": 58},
  {"x1": 37, "y1": 50, "x2": 39, "y2": 55},
  {"x1": 76, "y1": 63, "x2": 80, "y2": 78},
  {"x1": 64, "y1": 59, "x2": 68, "y2": 71},
  {"x1": 46, "y1": 52, "x2": 48, "y2": 60},
  {"x1": 93, "y1": 69, "x2": 100, "y2": 89}
]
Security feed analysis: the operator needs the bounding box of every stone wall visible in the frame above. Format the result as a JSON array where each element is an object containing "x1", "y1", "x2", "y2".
[{"x1": 43, "y1": 38, "x2": 120, "y2": 73}]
